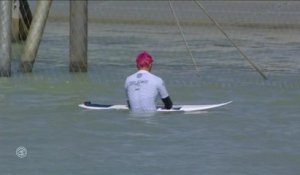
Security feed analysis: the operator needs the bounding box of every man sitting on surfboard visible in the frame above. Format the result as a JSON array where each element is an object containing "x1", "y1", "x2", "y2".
[{"x1": 125, "y1": 51, "x2": 173, "y2": 112}]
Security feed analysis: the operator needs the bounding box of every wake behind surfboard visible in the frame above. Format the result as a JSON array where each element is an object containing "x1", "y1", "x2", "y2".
[{"x1": 78, "y1": 101, "x2": 232, "y2": 112}]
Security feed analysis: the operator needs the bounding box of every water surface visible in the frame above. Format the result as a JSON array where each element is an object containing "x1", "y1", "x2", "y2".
[{"x1": 1, "y1": 21, "x2": 300, "y2": 175}]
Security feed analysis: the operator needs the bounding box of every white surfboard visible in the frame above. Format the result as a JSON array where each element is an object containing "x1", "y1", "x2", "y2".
[{"x1": 78, "y1": 101, "x2": 232, "y2": 112}]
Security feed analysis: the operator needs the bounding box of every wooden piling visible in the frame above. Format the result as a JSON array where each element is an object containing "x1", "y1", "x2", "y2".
[
  {"x1": 12, "y1": 0, "x2": 20, "y2": 42},
  {"x1": 19, "y1": 0, "x2": 52, "y2": 73},
  {"x1": 0, "y1": 0, "x2": 12, "y2": 77},
  {"x1": 69, "y1": 0, "x2": 88, "y2": 72},
  {"x1": 12, "y1": 0, "x2": 32, "y2": 42}
]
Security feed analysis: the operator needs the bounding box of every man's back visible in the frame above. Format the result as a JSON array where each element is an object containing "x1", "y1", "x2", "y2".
[{"x1": 125, "y1": 70, "x2": 169, "y2": 112}]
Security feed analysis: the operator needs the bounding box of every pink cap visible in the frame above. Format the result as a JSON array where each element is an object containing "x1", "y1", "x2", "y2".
[{"x1": 136, "y1": 51, "x2": 154, "y2": 68}]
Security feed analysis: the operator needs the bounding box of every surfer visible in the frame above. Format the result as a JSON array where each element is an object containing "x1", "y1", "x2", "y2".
[{"x1": 125, "y1": 51, "x2": 173, "y2": 112}]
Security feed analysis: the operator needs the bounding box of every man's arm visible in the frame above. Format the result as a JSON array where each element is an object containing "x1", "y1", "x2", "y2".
[
  {"x1": 125, "y1": 80, "x2": 131, "y2": 110},
  {"x1": 162, "y1": 96, "x2": 173, "y2": 109},
  {"x1": 126, "y1": 100, "x2": 131, "y2": 109},
  {"x1": 157, "y1": 78, "x2": 172, "y2": 109}
]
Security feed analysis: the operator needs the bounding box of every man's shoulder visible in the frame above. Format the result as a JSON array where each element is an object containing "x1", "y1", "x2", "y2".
[
  {"x1": 125, "y1": 74, "x2": 135, "y2": 83},
  {"x1": 126, "y1": 71, "x2": 140, "y2": 79},
  {"x1": 125, "y1": 71, "x2": 141, "y2": 84},
  {"x1": 147, "y1": 72, "x2": 164, "y2": 84}
]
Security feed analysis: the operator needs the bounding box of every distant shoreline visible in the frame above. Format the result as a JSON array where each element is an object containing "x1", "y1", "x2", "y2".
[
  {"x1": 25, "y1": 1, "x2": 300, "y2": 29},
  {"x1": 47, "y1": 16, "x2": 300, "y2": 29}
]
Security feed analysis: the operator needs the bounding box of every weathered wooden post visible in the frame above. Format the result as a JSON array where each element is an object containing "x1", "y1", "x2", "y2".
[
  {"x1": 19, "y1": 0, "x2": 52, "y2": 73},
  {"x1": 12, "y1": 0, "x2": 32, "y2": 42},
  {"x1": 12, "y1": 0, "x2": 20, "y2": 42},
  {"x1": 0, "y1": 0, "x2": 12, "y2": 77},
  {"x1": 19, "y1": 0, "x2": 32, "y2": 41},
  {"x1": 70, "y1": 0, "x2": 88, "y2": 72}
]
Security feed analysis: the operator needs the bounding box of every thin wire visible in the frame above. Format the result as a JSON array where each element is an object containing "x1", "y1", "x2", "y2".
[
  {"x1": 168, "y1": 0, "x2": 200, "y2": 72},
  {"x1": 194, "y1": 0, "x2": 268, "y2": 80}
]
